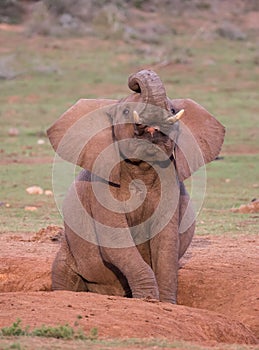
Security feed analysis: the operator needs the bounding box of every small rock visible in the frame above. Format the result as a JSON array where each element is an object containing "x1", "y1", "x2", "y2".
[
  {"x1": 44, "y1": 190, "x2": 53, "y2": 196},
  {"x1": 0, "y1": 202, "x2": 10, "y2": 208},
  {"x1": 37, "y1": 139, "x2": 45, "y2": 145},
  {"x1": 25, "y1": 206, "x2": 38, "y2": 212},
  {"x1": 31, "y1": 225, "x2": 63, "y2": 242},
  {"x1": 8, "y1": 128, "x2": 19, "y2": 136},
  {"x1": 231, "y1": 199, "x2": 259, "y2": 214},
  {"x1": 26, "y1": 186, "x2": 43, "y2": 195}
]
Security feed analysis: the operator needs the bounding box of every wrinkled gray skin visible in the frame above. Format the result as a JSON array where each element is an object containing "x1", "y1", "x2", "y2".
[{"x1": 48, "y1": 70, "x2": 225, "y2": 303}]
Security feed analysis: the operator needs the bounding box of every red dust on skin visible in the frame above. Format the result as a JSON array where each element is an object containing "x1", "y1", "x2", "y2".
[{"x1": 0, "y1": 228, "x2": 258, "y2": 346}]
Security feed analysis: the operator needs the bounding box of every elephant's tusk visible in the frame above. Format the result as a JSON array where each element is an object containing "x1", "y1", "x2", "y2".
[
  {"x1": 175, "y1": 109, "x2": 185, "y2": 121},
  {"x1": 167, "y1": 109, "x2": 185, "y2": 124},
  {"x1": 133, "y1": 110, "x2": 141, "y2": 124}
]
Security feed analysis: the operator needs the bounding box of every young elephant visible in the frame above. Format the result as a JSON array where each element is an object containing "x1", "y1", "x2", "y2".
[{"x1": 47, "y1": 69, "x2": 225, "y2": 303}]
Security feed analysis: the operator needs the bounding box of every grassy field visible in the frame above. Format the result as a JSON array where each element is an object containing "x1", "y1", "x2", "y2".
[{"x1": 0, "y1": 24, "x2": 258, "y2": 235}]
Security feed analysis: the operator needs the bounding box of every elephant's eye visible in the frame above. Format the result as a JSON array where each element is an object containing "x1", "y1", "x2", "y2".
[
  {"x1": 123, "y1": 108, "x2": 130, "y2": 117},
  {"x1": 171, "y1": 107, "x2": 176, "y2": 114}
]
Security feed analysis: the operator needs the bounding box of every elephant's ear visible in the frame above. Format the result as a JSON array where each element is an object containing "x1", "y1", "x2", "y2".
[
  {"x1": 47, "y1": 99, "x2": 121, "y2": 184},
  {"x1": 170, "y1": 98, "x2": 225, "y2": 181}
]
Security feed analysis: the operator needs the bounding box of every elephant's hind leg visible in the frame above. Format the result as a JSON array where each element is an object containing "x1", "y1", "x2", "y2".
[
  {"x1": 178, "y1": 182, "x2": 195, "y2": 259},
  {"x1": 52, "y1": 238, "x2": 88, "y2": 292}
]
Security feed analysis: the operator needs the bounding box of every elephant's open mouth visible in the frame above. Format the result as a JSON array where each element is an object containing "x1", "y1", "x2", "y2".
[
  {"x1": 134, "y1": 122, "x2": 171, "y2": 139},
  {"x1": 136, "y1": 128, "x2": 173, "y2": 157},
  {"x1": 119, "y1": 135, "x2": 172, "y2": 166},
  {"x1": 138, "y1": 132, "x2": 171, "y2": 148}
]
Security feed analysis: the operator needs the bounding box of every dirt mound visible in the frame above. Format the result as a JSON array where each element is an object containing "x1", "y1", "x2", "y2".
[
  {"x1": 0, "y1": 229, "x2": 59, "y2": 292},
  {"x1": 0, "y1": 291, "x2": 257, "y2": 345},
  {"x1": 0, "y1": 232, "x2": 258, "y2": 345},
  {"x1": 30, "y1": 225, "x2": 63, "y2": 242},
  {"x1": 231, "y1": 199, "x2": 259, "y2": 213},
  {"x1": 178, "y1": 235, "x2": 259, "y2": 338}
]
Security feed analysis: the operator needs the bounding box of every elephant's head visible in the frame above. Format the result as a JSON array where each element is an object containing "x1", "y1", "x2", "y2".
[
  {"x1": 107, "y1": 70, "x2": 185, "y2": 166},
  {"x1": 47, "y1": 69, "x2": 225, "y2": 184}
]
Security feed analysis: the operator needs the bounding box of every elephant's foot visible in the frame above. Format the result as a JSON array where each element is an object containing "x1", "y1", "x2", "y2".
[
  {"x1": 159, "y1": 294, "x2": 177, "y2": 304},
  {"x1": 52, "y1": 238, "x2": 88, "y2": 292},
  {"x1": 52, "y1": 265, "x2": 88, "y2": 291}
]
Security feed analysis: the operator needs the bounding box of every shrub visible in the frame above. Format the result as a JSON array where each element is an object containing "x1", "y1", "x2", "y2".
[
  {"x1": 43, "y1": 0, "x2": 93, "y2": 21},
  {"x1": 26, "y1": 2, "x2": 54, "y2": 36},
  {"x1": 216, "y1": 22, "x2": 247, "y2": 41},
  {"x1": 0, "y1": 0, "x2": 25, "y2": 24},
  {"x1": 0, "y1": 319, "x2": 88, "y2": 340},
  {"x1": 32, "y1": 324, "x2": 75, "y2": 339},
  {"x1": 0, "y1": 319, "x2": 29, "y2": 336}
]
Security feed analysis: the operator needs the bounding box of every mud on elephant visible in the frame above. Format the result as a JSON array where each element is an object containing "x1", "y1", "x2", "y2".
[{"x1": 47, "y1": 69, "x2": 225, "y2": 303}]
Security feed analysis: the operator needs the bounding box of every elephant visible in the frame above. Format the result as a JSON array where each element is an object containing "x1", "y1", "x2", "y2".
[{"x1": 47, "y1": 69, "x2": 225, "y2": 303}]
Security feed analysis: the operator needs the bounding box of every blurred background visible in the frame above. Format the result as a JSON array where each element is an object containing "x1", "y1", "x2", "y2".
[{"x1": 0, "y1": 0, "x2": 258, "y2": 234}]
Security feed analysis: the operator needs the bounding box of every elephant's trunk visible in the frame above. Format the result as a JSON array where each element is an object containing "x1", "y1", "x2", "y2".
[{"x1": 128, "y1": 70, "x2": 171, "y2": 112}]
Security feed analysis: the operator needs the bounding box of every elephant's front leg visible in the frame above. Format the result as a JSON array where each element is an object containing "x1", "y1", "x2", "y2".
[
  {"x1": 150, "y1": 210, "x2": 180, "y2": 303},
  {"x1": 92, "y1": 199, "x2": 160, "y2": 300},
  {"x1": 100, "y1": 245, "x2": 159, "y2": 300}
]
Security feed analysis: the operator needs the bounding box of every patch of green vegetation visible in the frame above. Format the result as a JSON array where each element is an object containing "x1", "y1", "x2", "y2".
[
  {"x1": 194, "y1": 155, "x2": 259, "y2": 236},
  {"x1": 197, "y1": 210, "x2": 258, "y2": 236},
  {"x1": 0, "y1": 319, "x2": 96, "y2": 341},
  {"x1": 205, "y1": 155, "x2": 259, "y2": 209},
  {"x1": 1, "y1": 320, "x2": 29, "y2": 337},
  {"x1": 31, "y1": 324, "x2": 85, "y2": 340},
  {"x1": 88, "y1": 327, "x2": 98, "y2": 340},
  {"x1": 2, "y1": 342, "x2": 25, "y2": 350},
  {"x1": 0, "y1": 336, "x2": 257, "y2": 350},
  {"x1": 0, "y1": 163, "x2": 62, "y2": 232}
]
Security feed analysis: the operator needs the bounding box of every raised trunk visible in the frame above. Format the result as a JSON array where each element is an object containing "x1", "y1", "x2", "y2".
[{"x1": 128, "y1": 69, "x2": 170, "y2": 112}]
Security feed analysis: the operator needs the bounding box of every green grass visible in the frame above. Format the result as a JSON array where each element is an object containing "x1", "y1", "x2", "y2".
[
  {"x1": 182, "y1": 153, "x2": 259, "y2": 236},
  {"x1": 0, "y1": 336, "x2": 257, "y2": 350},
  {"x1": 0, "y1": 319, "x2": 95, "y2": 341},
  {"x1": 0, "y1": 320, "x2": 257, "y2": 350},
  {"x1": 1, "y1": 320, "x2": 29, "y2": 337},
  {"x1": 0, "y1": 163, "x2": 62, "y2": 232},
  {"x1": 194, "y1": 155, "x2": 259, "y2": 236},
  {"x1": 0, "y1": 17, "x2": 258, "y2": 236},
  {"x1": 31, "y1": 324, "x2": 86, "y2": 340},
  {"x1": 205, "y1": 155, "x2": 259, "y2": 208}
]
